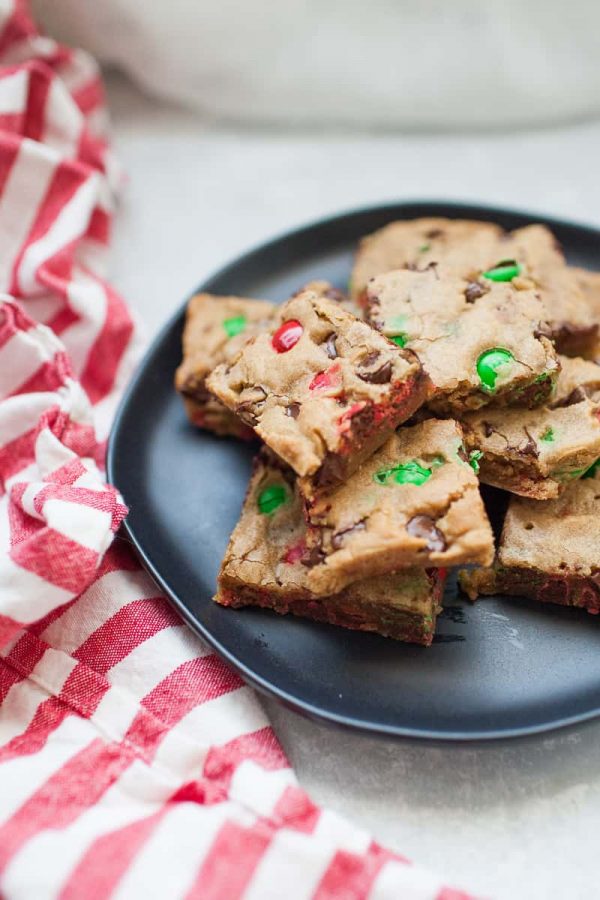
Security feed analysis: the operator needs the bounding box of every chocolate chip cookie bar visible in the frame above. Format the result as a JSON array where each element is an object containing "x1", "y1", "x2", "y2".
[
  {"x1": 462, "y1": 356, "x2": 600, "y2": 499},
  {"x1": 364, "y1": 265, "x2": 559, "y2": 415},
  {"x1": 460, "y1": 468, "x2": 600, "y2": 614},
  {"x1": 298, "y1": 418, "x2": 494, "y2": 595},
  {"x1": 216, "y1": 451, "x2": 445, "y2": 644},
  {"x1": 207, "y1": 288, "x2": 430, "y2": 486},
  {"x1": 176, "y1": 292, "x2": 275, "y2": 438},
  {"x1": 353, "y1": 218, "x2": 597, "y2": 357},
  {"x1": 500, "y1": 226, "x2": 596, "y2": 357},
  {"x1": 350, "y1": 217, "x2": 503, "y2": 300},
  {"x1": 572, "y1": 266, "x2": 600, "y2": 359}
]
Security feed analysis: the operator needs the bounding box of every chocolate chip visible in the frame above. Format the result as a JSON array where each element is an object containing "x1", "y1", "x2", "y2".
[
  {"x1": 324, "y1": 333, "x2": 338, "y2": 359},
  {"x1": 360, "y1": 350, "x2": 380, "y2": 368},
  {"x1": 483, "y1": 422, "x2": 494, "y2": 438},
  {"x1": 464, "y1": 281, "x2": 487, "y2": 303},
  {"x1": 313, "y1": 453, "x2": 347, "y2": 487},
  {"x1": 457, "y1": 444, "x2": 469, "y2": 463},
  {"x1": 300, "y1": 545, "x2": 326, "y2": 568},
  {"x1": 521, "y1": 428, "x2": 539, "y2": 458},
  {"x1": 550, "y1": 386, "x2": 589, "y2": 409},
  {"x1": 426, "y1": 228, "x2": 443, "y2": 239},
  {"x1": 358, "y1": 360, "x2": 393, "y2": 384},
  {"x1": 331, "y1": 520, "x2": 366, "y2": 550},
  {"x1": 285, "y1": 402, "x2": 301, "y2": 418},
  {"x1": 406, "y1": 515, "x2": 447, "y2": 552}
]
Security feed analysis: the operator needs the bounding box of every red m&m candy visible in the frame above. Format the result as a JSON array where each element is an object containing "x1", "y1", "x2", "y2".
[
  {"x1": 309, "y1": 362, "x2": 342, "y2": 395},
  {"x1": 272, "y1": 320, "x2": 303, "y2": 353}
]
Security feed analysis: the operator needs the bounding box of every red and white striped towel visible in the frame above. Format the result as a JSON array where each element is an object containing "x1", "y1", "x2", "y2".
[{"x1": 0, "y1": 3, "x2": 474, "y2": 897}]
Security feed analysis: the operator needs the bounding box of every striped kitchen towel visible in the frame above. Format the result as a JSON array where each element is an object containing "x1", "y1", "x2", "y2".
[{"x1": 0, "y1": 2, "x2": 474, "y2": 897}]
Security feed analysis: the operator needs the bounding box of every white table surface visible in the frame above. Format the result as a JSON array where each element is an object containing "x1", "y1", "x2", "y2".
[{"x1": 107, "y1": 74, "x2": 600, "y2": 899}]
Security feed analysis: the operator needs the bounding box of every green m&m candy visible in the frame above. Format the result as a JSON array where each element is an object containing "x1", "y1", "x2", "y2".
[
  {"x1": 468, "y1": 450, "x2": 483, "y2": 474},
  {"x1": 223, "y1": 315, "x2": 247, "y2": 338},
  {"x1": 257, "y1": 484, "x2": 288, "y2": 515},
  {"x1": 374, "y1": 460, "x2": 433, "y2": 487},
  {"x1": 540, "y1": 427, "x2": 555, "y2": 443},
  {"x1": 583, "y1": 458, "x2": 600, "y2": 479},
  {"x1": 482, "y1": 260, "x2": 523, "y2": 282},
  {"x1": 388, "y1": 315, "x2": 409, "y2": 348},
  {"x1": 476, "y1": 348, "x2": 515, "y2": 392}
]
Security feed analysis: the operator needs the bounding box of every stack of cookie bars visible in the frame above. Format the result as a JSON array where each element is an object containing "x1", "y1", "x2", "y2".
[{"x1": 175, "y1": 220, "x2": 600, "y2": 645}]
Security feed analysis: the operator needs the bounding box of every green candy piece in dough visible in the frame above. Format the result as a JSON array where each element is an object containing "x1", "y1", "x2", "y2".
[
  {"x1": 388, "y1": 315, "x2": 409, "y2": 348},
  {"x1": 223, "y1": 314, "x2": 247, "y2": 338},
  {"x1": 257, "y1": 484, "x2": 288, "y2": 515},
  {"x1": 374, "y1": 460, "x2": 433, "y2": 487},
  {"x1": 482, "y1": 260, "x2": 522, "y2": 282},
  {"x1": 419, "y1": 243, "x2": 431, "y2": 253},
  {"x1": 468, "y1": 450, "x2": 483, "y2": 473},
  {"x1": 476, "y1": 348, "x2": 515, "y2": 392},
  {"x1": 583, "y1": 458, "x2": 600, "y2": 479},
  {"x1": 540, "y1": 427, "x2": 555, "y2": 443}
]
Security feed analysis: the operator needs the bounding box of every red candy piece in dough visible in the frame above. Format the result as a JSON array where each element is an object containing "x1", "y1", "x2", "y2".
[
  {"x1": 309, "y1": 362, "x2": 342, "y2": 395},
  {"x1": 282, "y1": 538, "x2": 306, "y2": 564},
  {"x1": 272, "y1": 320, "x2": 303, "y2": 353},
  {"x1": 337, "y1": 401, "x2": 367, "y2": 434}
]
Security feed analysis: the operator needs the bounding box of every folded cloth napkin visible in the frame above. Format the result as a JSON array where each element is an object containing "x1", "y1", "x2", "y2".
[{"x1": 0, "y1": 4, "x2": 474, "y2": 897}]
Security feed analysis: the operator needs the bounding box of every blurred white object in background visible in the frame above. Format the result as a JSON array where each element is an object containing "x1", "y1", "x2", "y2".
[{"x1": 32, "y1": 0, "x2": 600, "y2": 130}]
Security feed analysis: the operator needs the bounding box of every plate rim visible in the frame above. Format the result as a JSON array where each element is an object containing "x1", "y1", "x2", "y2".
[{"x1": 107, "y1": 199, "x2": 600, "y2": 743}]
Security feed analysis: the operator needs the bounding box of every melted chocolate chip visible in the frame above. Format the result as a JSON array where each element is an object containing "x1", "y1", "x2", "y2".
[
  {"x1": 457, "y1": 444, "x2": 469, "y2": 464},
  {"x1": 358, "y1": 360, "x2": 393, "y2": 384},
  {"x1": 426, "y1": 228, "x2": 443, "y2": 239},
  {"x1": 313, "y1": 453, "x2": 347, "y2": 487},
  {"x1": 406, "y1": 515, "x2": 447, "y2": 552},
  {"x1": 483, "y1": 422, "x2": 494, "y2": 438},
  {"x1": 464, "y1": 281, "x2": 487, "y2": 303},
  {"x1": 360, "y1": 350, "x2": 380, "y2": 368},
  {"x1": 550, "y1": 386, "x2": 590, "y2": 409},
  {"x1": 331, "y1": 520, "x2": 366, "y2": 550},
  {"x1": 285, "y1": 402, "x2": 301, "y2": 418},
  {"x1": 324, "y1": 333, "x2": 338, "y2": 359},
  {"x1": 521, "y1": 428, "x2": 539, "y2": 458},
  {"x1": 300, "y1": 545, "x2": 326, "y2": 568}
]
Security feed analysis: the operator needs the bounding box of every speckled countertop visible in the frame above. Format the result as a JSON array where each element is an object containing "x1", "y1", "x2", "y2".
[{"x1": 108, "y1": 74, "x2": 600, "y2": 899}]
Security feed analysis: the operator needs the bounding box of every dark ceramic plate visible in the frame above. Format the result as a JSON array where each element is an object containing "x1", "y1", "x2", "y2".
[{"x1": 107, "y1": 201, "x2": 600, "y2": 741}]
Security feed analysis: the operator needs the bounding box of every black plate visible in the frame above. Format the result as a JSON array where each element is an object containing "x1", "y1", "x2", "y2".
[{"x1": 108, "y1": 201, "x2": 600, "y2": 742}]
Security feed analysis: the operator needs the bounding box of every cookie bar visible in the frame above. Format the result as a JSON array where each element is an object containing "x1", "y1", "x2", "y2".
[
  {"x1": 462, "y1": 356, "x2": 600, "y2": 499},
  {"x1": 298, "y1": 419, "x2": 494, "y2": 595},
  {"x1": 365, "y1": 265, "x2": 559, "y2": 415},
  {"x1": 572, "y1": 267, "x2": 600, "y2": 359},
  {"x1": 207, "y1": 288, "x2": 429, "y2": 486},
  {"x1": 175, "y1": 293, "x2": 275, "y2": 437},
  {"x1": 500, "y1": 226, "x2": 596, "y2": 357},
  {"x1": 353, "y1": 218, "x2": 597, "y2": 357},
  {"x1": 460, "y1": 469, "x2": 600, "y2": 614},
  {"x1": 350, "y1": 217, "x2": 503, "y2": 299},
  {"x1": 216, "y1": 452, "x2": 445, "y2": 644}
]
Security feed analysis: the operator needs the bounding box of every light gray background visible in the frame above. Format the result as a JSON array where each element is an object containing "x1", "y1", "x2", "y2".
[{"x1": 108, "y1": 75, "x2": 600, "y2": 899}]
